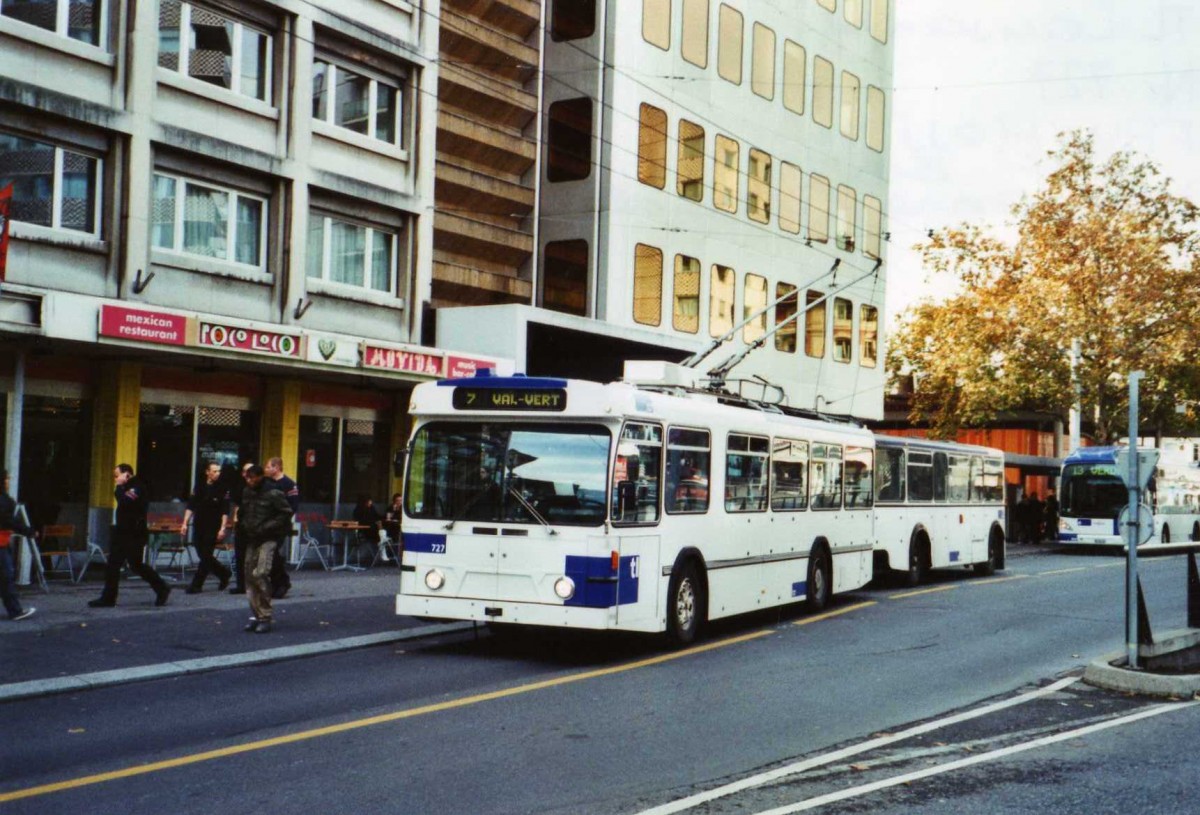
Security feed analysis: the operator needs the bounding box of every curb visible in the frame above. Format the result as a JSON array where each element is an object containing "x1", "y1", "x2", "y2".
[
  {"x1": 0, "y1": 621, "x2": 476, "y2": 704},
  {"x1": 1082, "y1": 653, "x2": 1200, "y2": 699}
]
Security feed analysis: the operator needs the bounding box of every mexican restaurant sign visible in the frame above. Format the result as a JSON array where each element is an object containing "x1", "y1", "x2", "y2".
[
  {"x1": 99, "y1": 305, "x2": 188, "y2": 346},
  {"x1": 197, "y1": 320, "x2": 304, "y2": 359}
]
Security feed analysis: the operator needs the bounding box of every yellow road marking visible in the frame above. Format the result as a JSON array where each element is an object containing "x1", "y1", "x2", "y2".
[
  {"x1": 1035, "y1": 567, "x2": 1090, "y2": 576},
  {"x1": 0, "y1": 628, "x2": 773, "y2": 803},
  {"x1": 972, "y1": 574, "x2": 1030, "y2": 586},
  {"x1": 793, "y1": 600, "x2": 877, "y2": 626},
  {"x1": 888, "y1": 584, "x2": 958, "y2": 600}
]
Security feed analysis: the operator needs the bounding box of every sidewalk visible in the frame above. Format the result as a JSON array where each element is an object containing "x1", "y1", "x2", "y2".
[{"x1": 0, "y1": 566, "x2": 472, "y2": 702}]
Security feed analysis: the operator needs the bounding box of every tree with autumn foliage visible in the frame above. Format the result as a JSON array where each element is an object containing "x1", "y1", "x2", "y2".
[{"x1": 889, "y1": 131, "x2": 1200, "y2": 443}]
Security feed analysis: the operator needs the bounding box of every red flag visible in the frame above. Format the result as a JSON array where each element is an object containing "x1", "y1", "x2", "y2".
[{"x1": 0, "y1": 183, "x2": 12, "y2": 283}]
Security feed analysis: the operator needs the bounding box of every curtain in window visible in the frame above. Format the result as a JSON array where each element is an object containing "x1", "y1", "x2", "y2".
[
  {"x1": 183, "y1": 183, "x2": 228, "y2": 258},
  {"x1": 329, "y1": 220, "x2": 365, "y2": 285},
  {"x1": 369, "y1": 231, "x2": 391, "y2": 291}
]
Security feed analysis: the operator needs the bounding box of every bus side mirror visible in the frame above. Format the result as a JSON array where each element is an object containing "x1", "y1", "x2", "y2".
[
  {"x1": 393, "y1": 450, "x2": 405, "y2": 478},
  {"x1": 617, "y1": 480, "x2": 637, "y2": 521}
]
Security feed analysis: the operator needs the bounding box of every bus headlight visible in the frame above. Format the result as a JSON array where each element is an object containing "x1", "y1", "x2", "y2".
[
  {"x1": 424, "y1": 569, "x2": 446, "y2": 591},
  {"x1": 553, "y1": 576, "x2": 576, "y2": 600}
]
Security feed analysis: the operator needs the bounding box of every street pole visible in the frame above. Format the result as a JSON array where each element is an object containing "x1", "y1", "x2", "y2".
[
  {"x1": 1126, "y1": 370, "x2": 1144, "y2": 669},
  {"x1": 1068, "y1": 339, "x2": 1082, "y2": 453}
]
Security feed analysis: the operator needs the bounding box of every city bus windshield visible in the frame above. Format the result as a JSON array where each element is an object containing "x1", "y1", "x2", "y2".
[
  {"x1": 1060, "y1": 463, "x2": 1127, "y2": 519},
  {"x1": 405, "y1": 422, "x2": 611, "y2": 527}
]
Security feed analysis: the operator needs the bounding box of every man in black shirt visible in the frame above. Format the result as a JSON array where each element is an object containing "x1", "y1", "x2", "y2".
[
  {"x1": 264, "y1": 456, "x2": 298, "y2": 599},
  {"x1": 181, "y1": 460, "x2": 233, "y2": 594},
  {"x1": 89, "y1": 464, "x2": 170, "y2": 608}
]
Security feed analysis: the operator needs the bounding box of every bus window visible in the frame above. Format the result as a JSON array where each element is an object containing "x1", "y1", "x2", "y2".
[
  {"x1": 771, "y1": 438, "x2": 808, "y2": 510},
  {"x1": 968, "y1": 456, "x2": 984, "y2": 503},
  {"x1": 946, "y1": 455, "x2": 971, "y2": 503},
  {"x1": 876, "y1": 445, "x2": 904, "y2": 503},
  {"x1": 666, "y1": 427, "x2": 711, "y2": 513},
  {"x1": 845, "y1": 446, "x2": 873, "y2": 508},
  {"x1": 810, "y1": 443, "x2": 843, "y2": 509},
  {"x1": 907, "y1": 451, "x2": 933, "y2": 502},
  {"x1": 933, "y1": 452, "x2": 948, "y2": 502},
  {"x1": 612, "y1": 422, "x2": 663, "y2": 524},
  {"x1": 981, "y1": 458, "x2": 1004, "y2": 502},
  {"x1": 726, "y1": 433, "x2": 769, "y2": 512}
]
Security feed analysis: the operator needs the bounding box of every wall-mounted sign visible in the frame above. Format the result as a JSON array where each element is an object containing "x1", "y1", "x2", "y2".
[
  {"x1": 362, "y1": 343, "x2": 444, "y2": 376},
  {"x1": 99, "y1": 305, "x2": 188, "y2": 346},
  {"x1": 198, "y1": 321, "x2": 304, "y2": 358},
  {"x1": 445, "y1": 354, "x2": 498, "y2": 379},
  {"x1": 305, "y1": 334, "x2": 360, "y2": 367}
]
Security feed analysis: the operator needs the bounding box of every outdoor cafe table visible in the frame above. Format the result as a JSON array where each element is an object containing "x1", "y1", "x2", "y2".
[{"x1": 326, "y1": 520, "x2": 369, "y2": 572}]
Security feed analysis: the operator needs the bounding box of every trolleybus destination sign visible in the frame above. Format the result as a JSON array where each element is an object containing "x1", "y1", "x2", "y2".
[{"x1": 451, "y1": 387, "x2": 567, "y2": 411}]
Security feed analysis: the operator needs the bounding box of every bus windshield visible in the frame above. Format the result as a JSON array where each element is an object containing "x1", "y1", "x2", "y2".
[
  {"x1": 1060, "y1": 463, "x2": 1127, "y2": 519},
  {"x1": 405, "y1": 422, "x2": 611, "y2": 527}
]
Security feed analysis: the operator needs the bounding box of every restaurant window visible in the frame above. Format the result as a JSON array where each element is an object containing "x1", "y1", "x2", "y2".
[
  {"x1": 751, "y1": 22, "x2": 775, "y2": 100},
  {"x1": 152, "y1": 172, "x2": 265, "y2": 267},
  {"x1": 665, "y1": 428, "x2": 710, "y2": 513},
  {"x1": 642, "y1": 0, "x2": 670, "y2": 50},
  {"x1": 681, "y1": 0, "x2": 708, "y2": 68},
  {"x1": 3, "y1": 0, "x2": 102, "y2": 45},
  {"x1": 747, "y1": 148, "x2": 771, "y2": 224},
  {"x1": 836, "y1": 184, "x2": 856, "y2": 252},
  {"x1": 638, "y1": 103, "x2": 668, "y2": 189},
  {"x1": 633, "y1": 243, "x2": 663, "y2": 326},
  {"x1": 771, "y1": 438, "x2": 808, "y2": 511},
  {"x1": 866, "y1": 85, "x2": 886, "y2": 152},
  {"x1": 725, "y1": 434, "x2": 769, "y2": 512},
  {"x1": 863, "y1": 194, "x2": 882, "y2": 259},
  {"x1": 0, "y1": 131, "x2": 101, "y2": 235},
  {"x1": 805, "y1": 290, "x2": 826, "y2": 358},
  {"x1": 307, "y1": 212, "x2": 398, "y2": 294},
  {"x1": 9, "y1": 396, "x2": 93, "y2": 532},
  {"x1": 546, "y1": 97, "x2": 592, "y2": 182},
  {"x1": 542, "y1": 239, "x2": 588, "y2": 316},
  {"x1": 297, "y1": 415, "x2": 338, "y2": 506},
  {"x1": 860, "y1": 304, "x2": 878, "y2": 368},
  {"x1": 138, "y1": 403, "x2": 259, "y2": 503},
  {"x1": 709, "y1": 265, "x2": 735, "y2": 338},
  {"x1": 717, "y1": 3, "x2": 742, "y2": 85},
  {"x1": 779, "y1": 161, "x2": 801, "y2": 234},
  {"x1": 312, "y1": 58, "x2": 402, "y2": 145},
  {"x1": 743, "y1": 273, "x2": 767, "y2": 343},
  {"x1": 810, "y1": 443, "x2": 843, "y2": 510},
  {"x1": 808, "y1": 173, "x2": 829, "y2": 243},
  {"x1": 775, "y1": 283, "x2": 797, "y2": 352},
  {"x1": 870, "y1": 0, "x2": 889, "y2": 43},
  {"x1": 677, "y1": 119, "x2": 705, "y2": 202},
  {"x1": 813, "y1": 56, "x2": 834, "y2": 129},
  {"x1": 713, "y1": 134, "x2": 739, "y2": 213},
  {"x1": 840, "y1": 70, "x2": 860, "y2": 140},
  {"x1": 340, "y1": 419, "x2": 390, "y2": 509},
  {"x1": 551, "y1": 0, "x2": 594, "y2": 41},
  {"x1": 782, "y1": 40, "x2": 806, "y2": 115},
  {"x1": 159, "y1": 0, "x2": 271, "y2": 102},
  {"x1": 673, "y1": 254, "x2": 701, "y2": 333},
  {"x1": 833, "y1": 297, "x2": 853, "y2": 363},
  {"x1": 844, "y1": 0, "x2": 863, "y2": 27}
]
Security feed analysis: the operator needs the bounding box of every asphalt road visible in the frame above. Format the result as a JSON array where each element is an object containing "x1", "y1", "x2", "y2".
[{"x1": 2, "y1": 547, "x2": 1197, "y2": 815}]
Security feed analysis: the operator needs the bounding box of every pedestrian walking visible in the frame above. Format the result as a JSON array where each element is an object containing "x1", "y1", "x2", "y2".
[
  {"x1": 264, "y1": 456, "x2": 298, "y2": 599},
  {"x1": 238, "y1": 464, "x2": 294, "y2": 633},
  {"x1": 227, "y1": 461, "x2": 253, "y2": 594},
  {"x1": 1015, "y1": 494, "x2": 1032, "y2": 544},
  {"x1": 89, "y1": 464, "x2": 171, "y2": 608},
  {"x1": 1029, "y1": 492, "x2": 1045, "y2": 543},
  {"x1": 1044, "y1": 489, "x2": 1059, "y2": 543},
  {"x1": 0, "y1": 471, "x2": 37, "y2": 622},
  {"x1": 181, "y1": 460, "x2": 233, "y2": 594}
]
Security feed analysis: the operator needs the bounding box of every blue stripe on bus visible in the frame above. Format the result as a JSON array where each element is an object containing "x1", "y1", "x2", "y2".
[
  {"x1": 791, "y1": 581, "x2": 807, "y2": 598},
  {"x1": 949, "y1": 551, "x2": 960, "y2": 563},
  {"x1": 406, "y1": 533, "x2": 448, "y2": 553},
  {"x1": 563, "y1": 555, "x2": 639, "y2": 608},
  {"x1": 1078, "y1": 518, "x2": 1092, "y2": 526},
  {"x1": 1058, "y1": 533, "x2": 1078, "y2": 541}
]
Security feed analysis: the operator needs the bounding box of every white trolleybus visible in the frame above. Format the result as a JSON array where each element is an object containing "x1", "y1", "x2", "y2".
[{"x1": 1058, "y1": 446, "x2": 1200, "y2": 545}]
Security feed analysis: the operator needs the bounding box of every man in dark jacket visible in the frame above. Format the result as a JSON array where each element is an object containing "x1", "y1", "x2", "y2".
[
  {"x1": 264, "y1": 456, "x2": 298, "y2": 598},
  {"x1": 239, "y1": 464, "x2": 293, "y2": 633},
  {"x1": 0, "y1": 471, "x2": 37, "y2": 621},
  {"x1": 181, "y1": 460, "x2": 233, "y2": 594},
  {"x1": 89, "y1": 464, "x2": 171, "y2": 608}
]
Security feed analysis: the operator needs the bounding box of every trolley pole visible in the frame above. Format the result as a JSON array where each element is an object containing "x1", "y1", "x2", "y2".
[{"x1": 1125, "y1": 371, "x2": 1144, "y2": 669}]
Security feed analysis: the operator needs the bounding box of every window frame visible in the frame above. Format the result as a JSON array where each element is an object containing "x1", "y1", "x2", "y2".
[
  {"x1": 812, "y1": 55, "x2": 834, "y2": 129},
  {"x1": 665, "y1": 426, "x2": 711, "y2": 515},
  {"x1": 306, "y1": 210, "x2": 399, "y2": 295},
  {"x1": 742, "y1": 272, "x2": 767, "y2": 343},
  {"x1": 866, "y1": 84, "x2": 886, "y2": 152},
  {"x1": 863, "y1": 194, "x2": 882, "y2": 259},
  {"x1": 546, "y1": 97, "x2": 593, "y2": 182},
  {"x1": 774, "y1": 282, "x2": 798, "y2": 353},
  {"x1": 676, "y1": 119, "x2": 705, "y2": 202},
  {"x1": 808, "y1": 173, "x2": 830, "y2": 243},
  {"x1": 876, "y1": 445, "x2": 905, "y2": 503},
  {"x1": 613, "y1": 421, "x2": 664, "y2": 526},
  {"x1": 779, "y1": 161, "x2": 802, "y2": 234},
  {"x1": 159, "y1": 0, "x2": 274, "y2": 104},
  {"x1": 550, "y1": 0, "x2": 595, "y2": 41},
  {"x1": 641, "y1": 0, "x2": 670, "y2": 50},
  {"x1": 312, "y1": 56, "x2": 405, "y2": 146},
  {"x1": 747, "y1": 147, "x2": 771, "y2": 224},
  {"x1": 782, "y1": 40, "x2": 806, "y2": 115},
  {"x1": 832, "y1": 296, "x2": 853, "y2": 364},
  {"x1": 672, "y1": 254, "x2": 702, "y2": 333},
  {"x1": 725, "y1": 433, "x2": 770, "y2": 513},
  {"x1": 809, "y1": 442, "x2": 843, "y2": 510},
  {"x1": 709, "y1": 264, "x2": 736, "y2": 338},
  {"x1": 805, "y1": 289, "x2": 826, "y2": 358},
  {"x1": 840, "y1": 70, "x2": 861, "y2": 141},
  {"x1": 638, "y1": 102, "x2": 668, "y2": 189},
  {"x1": 836, "y1": 184, "x2": 856, "y2": 252},
  {"x1": 750, "y1": 22, "x2": 776, "y2": 100},
  {"x1": 151, "y1": 170, "x2": 265, "y2": 268},
  {"x1": 859, "y1": 304, "x2": 879, "y2": 368},
  {"x1": 870, "y1": 0, "x2": 889, "y2": 43},
  {"x1": 681, "y1": 0, "x2": 709, "y2": 68},
  {"x1": 713, "y1": 134, "x2": 740, "y2": 214},
  {"x1": 1, "y1": 0, "x2": 107, "y2": 47},
  {"x1": 0, "y1": 131, "x2": 103, "y2": 237},
  {"x1": 717, "y1": 3, "x2": 743, "y2": 85},
  {"x1": 633, "y1": 243, "x2": 664, "y2": 326},
  {"x1": 771, "y1": 437, "x2": 809, "y2": 511}
]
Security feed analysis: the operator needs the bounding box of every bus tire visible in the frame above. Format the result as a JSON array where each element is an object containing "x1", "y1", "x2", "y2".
[
  {"x1": 974, "y1": 529, "x2": 1001, "y2": 576},
  {"x1": 902, "y1": 535, "x2": 929, "y2": 587},
  {"x1": 666, "y1": 561, "x2": 704, "y2": 646},
  {"x1": 805, "y1": 545, "x2": 832, "y2": 613}
]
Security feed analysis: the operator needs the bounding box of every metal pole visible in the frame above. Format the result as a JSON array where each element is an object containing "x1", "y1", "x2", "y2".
[
  {"x1": 1126, "y1": 370, "x2": 1144, "y2": 669},
  {"x1": 5, "y1": 346, "x2": 24, "y2": 494},
  {"x1": 1068, "y1": 339, "x2": 1081, "y2": 453}
]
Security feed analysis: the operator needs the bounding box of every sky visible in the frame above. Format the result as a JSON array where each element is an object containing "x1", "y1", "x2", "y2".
[{"x1": 886, "y1": 0, "x2": 1200, "y2": 324}]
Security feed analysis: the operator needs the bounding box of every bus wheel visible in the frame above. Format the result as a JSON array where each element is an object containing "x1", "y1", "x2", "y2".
[
  {"x1": 805, "y1": 546, "x2": 831, "y2": 613},
  {"x1": 974, "y1": 532, "x2": 999, "y2": 576},
  {"x1": 902, "y1": 538, "x2": 928, "y2": 587},
  {"x1": 666, "y1": 561, "x2": 703, "y2": 646}
]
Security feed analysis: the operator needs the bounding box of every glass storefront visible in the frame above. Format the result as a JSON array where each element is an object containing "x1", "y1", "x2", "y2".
[
  {"x1": 0, "y1": 395, "x2": 93, "y2": 531},
  {"x1": 297, "y1": 414, "x2": 390, "y2": 519},
  {"x1": 138, "y1": 403, "x2": 259, "y2": 502}
]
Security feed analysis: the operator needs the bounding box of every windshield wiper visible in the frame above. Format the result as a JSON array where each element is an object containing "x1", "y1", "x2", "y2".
[{"x1": 507, "y1": 488, "x2": 557, "y2": 535}]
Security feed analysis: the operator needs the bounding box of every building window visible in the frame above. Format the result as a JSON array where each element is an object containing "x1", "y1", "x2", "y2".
[
  {"x1": 709, "y1": 264, "x2": 735, "y2": 338},
  {"x1": 863, "y1": 194, "x2": 882, "y2": 259},
  {"x1": 312, "y1": 58, "x2": 404, "y2": 145},
  {"x1": 783, "y1": 40, "x2": 806, "y2": 115},
  {"x1": 779, "y1": 161, "x2": 802, "y2": 234},
  {"x1": 717, "y1": 3, "x2": 742, "y2": 85},
  {"x1": 870, "y1": 0, "x2": 889, "y2": 43},
  {"x1": 866, "y1": 85, "x2": 886, "y2": 152},
  {"x1": 546, "y1": 97, "x2": 592, "y2": 182},
  {"x1": 713, "y1": 134, "x2": 739, "y2": 214},
  {"x1": 743, "y1": 273, "x2": 767, "y2": 342},
  {"x1": 805, "y1": 290, "x2": 825, "y2": 358},
  {"x1": 816, "y1": 0, "x2": 836, "y2": 11},
  {"x1": 307, "y1": 212, "x2": 397, "y2": 293},
  {"x1": 833, "y1": 297, "x2": 853, "y2": 363},
  {"x1": 836, "y1": 184, "x2": 856, "y2": 252},
  {"x1": 813, "y1": 56, "x2": 834, "y2": 129},
  {"x1": 747, "y1": 148, "x2": 771, "y2": 224},
  {"x1": 775, "y1": 283, "x2": 797, "y2": 352},
  {"x1": 638, "y1": 103, "x2": 668, "y2": 189},
  {"x1": 751, "y1": 22, "x2": 775, "y2": 100},
  {"x1": 551, "y1": 0, "x2": 594, "y2": 41},
  {"x1": 633, "y1": 243, "x2": 663, "y2": 326},
  {"x1": 840, "y1": 71, "x2": 860, "y2": 140},
  {"x1": 681, "y1": 0, "x2": 708, "y2": 68},
  {"x1": 844, "y1": 0, "x2": 863, "y2": 27},
  {"x1": 673, "y1": 254, "x2": 701, "y2": 333},
  {"x1": 542, "y1": 239, "x2": 588, "y2": 316},
  {"x1": 158, "y1": 0, "x2": 271, "y2": 102},
  {"x1": 0, "y1": 132, "x2": 100, "y2": 235},
  {"x1": 860, "y1": 304, "x2": 878, "y2": 368},
  {"x1": 1, "y1": 0, "x2": 102, "y2": 45},
  {"x1": 642, "y1": 0, "x2": 670, "y2": 50},
  {"x1": 152, "y1": 172, "x2": 264, "y2": 266},
  {"x1": 808, "y1": 173, "x2": 830, "y2": 243},
  {"x1": 677, "y1": 119, "x2": 705, "y2": 202}
]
